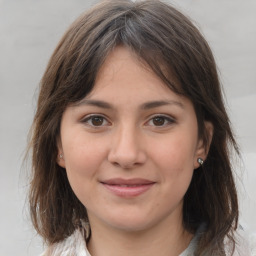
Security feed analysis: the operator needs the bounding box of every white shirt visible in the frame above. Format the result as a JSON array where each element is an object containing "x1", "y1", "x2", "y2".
[{"x1": 41, "y1": 224, "x2": 256, "y2": 256}]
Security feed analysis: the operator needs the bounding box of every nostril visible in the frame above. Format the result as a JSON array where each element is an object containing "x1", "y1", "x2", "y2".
[{"x1": 112, "y1": 161, "x2": 133, "y2": 169}]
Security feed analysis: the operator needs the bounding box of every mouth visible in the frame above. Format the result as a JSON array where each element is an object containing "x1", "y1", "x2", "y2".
[{"x1": 100, "y1": 178, "x2": 155, "y2": 197}]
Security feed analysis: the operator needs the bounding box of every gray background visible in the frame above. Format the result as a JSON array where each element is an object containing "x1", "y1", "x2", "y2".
[{"x1": 0, "y1": 0, "x2": 255, "y2": 255}]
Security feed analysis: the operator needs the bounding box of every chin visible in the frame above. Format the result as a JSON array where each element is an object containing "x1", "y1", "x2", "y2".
[{"x1": 102, "y1": 211, "x2": 160, "y2": 233}]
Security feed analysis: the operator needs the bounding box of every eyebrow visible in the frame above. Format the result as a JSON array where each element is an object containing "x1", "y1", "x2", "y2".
[
  {"x1": 75, "y1": 99, "x2": 112, "y2": 109},
  {"x1": 75, "y1": 99, "x2": 184, "y2": 110},
  {"x1": 141, "y1": 100, "x2": 184, "y2": 110}
]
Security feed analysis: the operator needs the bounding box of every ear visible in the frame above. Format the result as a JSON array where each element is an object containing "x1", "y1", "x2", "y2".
[
  {"x1": 194, "y1": 121, "x2": 214, "y2": 169},
  {"x1": 57, "y1": 138, "x2": 66, "y2": 168}
]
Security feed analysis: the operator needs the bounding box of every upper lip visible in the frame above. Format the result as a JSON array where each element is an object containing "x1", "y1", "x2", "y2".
[{"x1": 101, "y1": 178, "x2": 155, "y2": 185}]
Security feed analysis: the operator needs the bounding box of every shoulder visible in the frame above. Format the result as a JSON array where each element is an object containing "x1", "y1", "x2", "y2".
[
  {"x1": 185, "y1": 223, "x2": 256, "y2": 256},
  {"x1": 229, "y1": 225, "x2": 256, "y2": 256},
  {"x1": 249, "y1": 232, "x2": 256, "y2": 256},
  {"x1": 40, "y1": 223, "x2": 91, "y2": 256}
]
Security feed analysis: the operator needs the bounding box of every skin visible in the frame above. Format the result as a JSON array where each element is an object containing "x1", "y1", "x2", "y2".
[{"x1": 58, "y1": 46, "x2": 213, "y2": 256}]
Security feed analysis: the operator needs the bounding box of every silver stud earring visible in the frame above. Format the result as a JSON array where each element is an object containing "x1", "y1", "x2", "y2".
[
  {"x1": 197, "y1": 158, "x2": 204, "y2": 166},
  {"x1": 59, "y1": 153, "x2": 63, "y2": 159}
]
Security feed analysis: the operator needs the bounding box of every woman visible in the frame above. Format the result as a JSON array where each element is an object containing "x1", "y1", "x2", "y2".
[{"x1": 28, "y1": 0, "x2": 255, "y2": 255}]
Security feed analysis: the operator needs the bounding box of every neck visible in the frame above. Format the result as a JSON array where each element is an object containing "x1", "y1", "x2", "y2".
[{"x1": 87, "y1": 214, "x2": 193, "y2": 256}]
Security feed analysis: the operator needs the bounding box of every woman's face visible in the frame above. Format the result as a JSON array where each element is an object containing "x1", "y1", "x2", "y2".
[{"x1": 58, "y1": 46, "x2": 209, "y2": 232}]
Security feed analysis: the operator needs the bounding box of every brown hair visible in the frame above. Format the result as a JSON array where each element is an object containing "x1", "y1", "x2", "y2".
[{"x1": 29, "y1": 0, "x2": 239, "y2": 254}]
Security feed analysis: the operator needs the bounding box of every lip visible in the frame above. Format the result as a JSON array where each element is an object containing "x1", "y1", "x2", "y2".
[{"x1": 101, "y1": 178, "x2": 155, "y2": 198}]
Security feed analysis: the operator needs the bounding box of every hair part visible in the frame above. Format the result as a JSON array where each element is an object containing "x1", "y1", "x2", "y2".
[{"x1": 29, "y1": 0, "x2": 239, "y2": 254}]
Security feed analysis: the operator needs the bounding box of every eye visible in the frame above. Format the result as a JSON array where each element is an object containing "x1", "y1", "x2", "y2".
[
  {"x1": 82, "y1": 115, "x2": 110, "y2": 127},
  {"x1": 146, "y1": 115, "x2": 175, "y2": 127}
]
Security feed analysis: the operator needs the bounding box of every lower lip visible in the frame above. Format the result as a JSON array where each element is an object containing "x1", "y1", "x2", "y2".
[{"x1": 102, "y1": 183, "x2": 154, "y2": 197}]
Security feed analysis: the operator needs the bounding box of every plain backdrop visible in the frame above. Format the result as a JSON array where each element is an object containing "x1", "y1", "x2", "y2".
[{"x1": 0, "y1": 0, "x2": 255, "y2": 255}]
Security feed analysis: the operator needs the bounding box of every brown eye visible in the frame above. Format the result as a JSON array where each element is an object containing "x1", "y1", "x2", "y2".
[
  {"x1": 91, "y1": 116, "x2": 104, "y2": 126},
  {"x1": 82, "y1": 115, "x2": 109, "y2": 127},
  {"x1": 152, "y1": 116, "x2": 165, "y2": 126},
  {"x1": 146, "y1": 115, "x2": 175, "y2": 127}
]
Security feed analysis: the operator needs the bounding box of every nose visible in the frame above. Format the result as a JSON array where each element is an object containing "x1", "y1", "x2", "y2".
[{"x1": 107, "y1": 125, "x2": 147, "y2": 169}]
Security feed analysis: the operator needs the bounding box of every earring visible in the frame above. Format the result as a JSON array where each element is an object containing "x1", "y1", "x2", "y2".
[
  {"x1": 59, "y1": 153, "x2": 63, "y2": 159},
  {"x1": 197, "y1": 158, "x2": 204, "y2": 166}
]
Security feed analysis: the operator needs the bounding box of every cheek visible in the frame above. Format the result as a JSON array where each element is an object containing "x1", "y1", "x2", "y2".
[
  {"x1": 63, "y1": 131, "x2": 105, "y2": 170},
  {"x1": 150, "y1": 133, "x2": 197, "y2": 195},
  {"x1": 61, "y1": 133, "x2": 106, "y2": 195},
  {"x1": 153, "y1": 135, "x2": 197, "y2": 171}
]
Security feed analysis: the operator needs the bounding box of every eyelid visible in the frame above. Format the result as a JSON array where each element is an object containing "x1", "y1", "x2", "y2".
[
  {"x1": 81, "y1": 114, "x2": 111, "y2": 127},
  {"x1": 145, "y1": 114, "x2": 176, "y2": 127}
]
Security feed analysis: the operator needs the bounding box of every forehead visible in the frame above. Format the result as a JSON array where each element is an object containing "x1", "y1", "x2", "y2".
[
  {"x1": 75, "y1": 46, "x2": 195, "y2": 114},
  {"x1": 87, "y1": 46, "x2": 181, "y2": 100}
]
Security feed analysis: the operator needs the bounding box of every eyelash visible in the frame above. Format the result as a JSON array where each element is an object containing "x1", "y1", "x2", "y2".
[
  {"x1": 145, "y1": 115, "x2": 175, "y2": 127},
  {"x1": 81, "y1": 114, "x2": 111, "y2": 128},
  {"x1": 81, "y1": 114, "x2": 175, "y2": 128}
]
